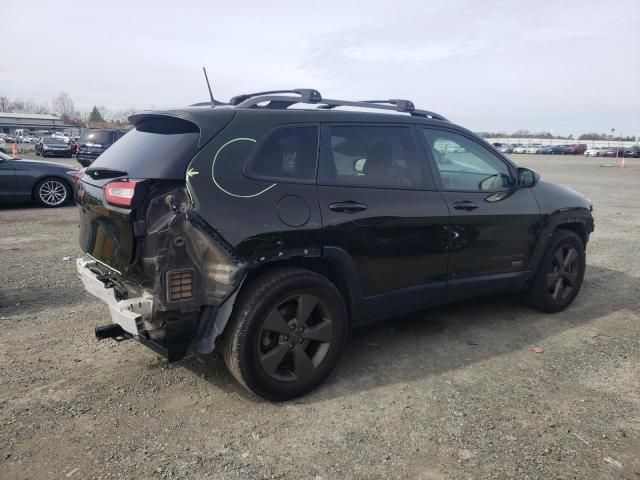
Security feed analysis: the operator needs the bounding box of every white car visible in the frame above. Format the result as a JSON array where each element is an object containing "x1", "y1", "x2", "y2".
[
  {"x1": 0, "y1": 138, "x2": 6, "y2": 152},
  {"x1": 513, "y1": 145, "x2": 528, "y2": 154},
  {"x1": 584, "y1": 147, "x2": 603, "y2": 157},
  {"x1": 525, "y1": 144, "x2": 544, "y2": 154}
]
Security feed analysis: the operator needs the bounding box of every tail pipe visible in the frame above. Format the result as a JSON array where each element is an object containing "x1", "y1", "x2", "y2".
[{"x1": 95, "y1": 324, "x2": 127, "y2": 340}]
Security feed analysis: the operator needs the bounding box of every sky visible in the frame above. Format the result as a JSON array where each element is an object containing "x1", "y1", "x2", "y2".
[{"x1": 1, "y1": 0, "x2": 639, "y2": 136}]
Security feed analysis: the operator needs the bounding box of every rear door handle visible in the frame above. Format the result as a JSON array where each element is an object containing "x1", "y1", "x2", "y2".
[
  {"x1": 329, "y1": 201, "x2": 368, "y2": 213},
  {"x1": 452, "y1": 201, "x2": 479, "y2": 211}
]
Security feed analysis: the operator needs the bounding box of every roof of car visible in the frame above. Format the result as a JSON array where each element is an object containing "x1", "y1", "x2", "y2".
[
  {"x1": 131, "y1": 89, "x2": 456, "y2": 131},
  {"x1": 129, "y1": 105, "x2": 463, "y2": 136}
]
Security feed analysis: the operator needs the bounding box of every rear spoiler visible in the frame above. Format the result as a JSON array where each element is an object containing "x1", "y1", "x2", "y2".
[{"x1": 128, "y1": 109, "x2": 236, "y2": 148}]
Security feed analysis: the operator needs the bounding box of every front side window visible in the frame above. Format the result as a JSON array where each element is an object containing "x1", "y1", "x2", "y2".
[
  {"x1": 319, "y1": 125, "x2": 424, "y2": 189},
  {"x1": 421, "y1": 129, "x2": 513, "y2": 192},
  {"x1": 246, "y1": 126, "x2": 318, "y2": 182}
]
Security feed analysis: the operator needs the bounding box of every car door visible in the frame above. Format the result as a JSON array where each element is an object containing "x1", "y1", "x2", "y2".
[
  {"x1": 420, "y1": 127, "x2": 542, "y2": 300},
  {"x1": 317, "y1": 124, "x2": 450, "y2": 322},
  {"x1": 0, "y1": 156, "x2": 16, "y2": 200}
]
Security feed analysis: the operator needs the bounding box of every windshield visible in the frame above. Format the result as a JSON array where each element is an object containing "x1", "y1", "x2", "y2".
[{"x1": 43, "y1": 137, "x2": 66, "y2": 145}]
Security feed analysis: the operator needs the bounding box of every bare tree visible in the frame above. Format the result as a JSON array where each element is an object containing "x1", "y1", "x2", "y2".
[
  {"x1": 52, "y1": 92, "x2": 75, "y2": 118},
  {"x1": 9, "y1": 98, "x2": 50, "y2": 114}
]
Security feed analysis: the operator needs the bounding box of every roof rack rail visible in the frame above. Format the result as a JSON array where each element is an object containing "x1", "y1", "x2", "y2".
[
  {"x1": 232, "y1": 89, "x2": 448, "y2": 121},
  {"x1": 230, "y1": 89, "x2": 322, "y2": 106}
]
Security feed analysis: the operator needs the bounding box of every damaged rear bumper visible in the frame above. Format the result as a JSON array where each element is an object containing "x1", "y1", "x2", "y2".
[{"x1": 76, "y1": 257, "x2": 199, "y2": 361}]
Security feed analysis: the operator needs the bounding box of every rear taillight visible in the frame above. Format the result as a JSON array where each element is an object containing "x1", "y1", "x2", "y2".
[
  {"x1": 104, "y1": 180, "x2": 140, "y2": 208},
  {"x1": 66, "y1": 168, "x2": 85, "y2": 186}
]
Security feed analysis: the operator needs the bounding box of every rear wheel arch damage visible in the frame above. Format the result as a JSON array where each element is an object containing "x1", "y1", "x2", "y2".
[{"x1": 202, "y1": 257, "x2": 354, "y2": 356}]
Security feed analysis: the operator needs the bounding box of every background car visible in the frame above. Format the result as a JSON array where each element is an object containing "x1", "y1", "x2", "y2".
[
  {"x1": 623, "y1": 145, "x2": 640, "y2": 158},
  {"x1": 35, "y1": 136, "x2": 73, "y2": 158},
  {"x1": 564, "y1": 144, "x2": 588, "y2": 154},
  {"x1": 76, "y1": 128, "x2": 127, "y2": 167},
  {"x1": 584, "y1": 146, "x2": 603, "y2": 157},
  {"x1": 0, "y1": 137, "x2": 6, "y2": 153},
  {"x1": 499, "y1": 144, "x2": 514, "y2": 153},
  {"x1": 550, "y1": 145, "x2": 566, "y2": 154},
  {"x1": 601, "y1": 147, "x2": 625, "y2": 158},
  {"x1": 512, "y1": 144, "x2": 528, "y2": 153},
  {"x1": 525, "y1": 144, "x2": 544, "y2": 154},
  {"x1": 0, "y1": 151, "x2": 77, "y2": 207}
]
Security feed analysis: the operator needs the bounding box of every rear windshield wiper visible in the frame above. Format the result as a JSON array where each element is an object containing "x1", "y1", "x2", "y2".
[{"x1": 85, "y1": 167, "x2": 129, "y2": 179}]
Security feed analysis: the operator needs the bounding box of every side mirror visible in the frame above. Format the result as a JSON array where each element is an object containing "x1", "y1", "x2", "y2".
[
  {"x1": 353, "y1": 158, "x2": 366, "y2": 175},
  {"x1": 517, "y1": 167, "x2": 540, "y2": 188}
]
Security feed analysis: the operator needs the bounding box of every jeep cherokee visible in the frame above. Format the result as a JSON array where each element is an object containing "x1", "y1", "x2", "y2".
[{"x1": 75, "y1": 89, "x2": 594, "y2": 400}]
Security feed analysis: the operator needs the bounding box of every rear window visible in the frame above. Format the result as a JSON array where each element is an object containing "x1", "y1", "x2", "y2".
[
  {"x1": 88, "y1": 117, "x2": 200, "y2": 179},
  {"x1": 80, "y1": 130, "x2": 115, "y2": 145}
]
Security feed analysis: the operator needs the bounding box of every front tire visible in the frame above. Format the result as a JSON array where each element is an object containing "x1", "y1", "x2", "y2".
[
  {"x1": 221, "y1": 267, "x2": 348, "y2": 401},
  {"x1": 527, "y1": 230, "x2": 586, "y2": 313}
]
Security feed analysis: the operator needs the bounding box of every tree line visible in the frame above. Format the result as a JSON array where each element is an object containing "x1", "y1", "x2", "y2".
[
  {"x1": 476, "y1": 129, "x2": 636, "y2": 142},
  {"x1": 0, "y1": 92, "x2": 136, "y2": 129}
]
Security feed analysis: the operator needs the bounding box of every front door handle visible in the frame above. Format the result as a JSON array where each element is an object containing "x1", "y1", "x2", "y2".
[
  {"x1": 452, "y1": 200, "x2": 479, "y2": 211},
  {"x1": 329, "y1": 201, "x2": 368, "y2": 213}
]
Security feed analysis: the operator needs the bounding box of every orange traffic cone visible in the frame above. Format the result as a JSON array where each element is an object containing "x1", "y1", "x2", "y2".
[
  {"x1": 12, "y1": 141, "x2": 17, "y2": 158},
  {"x1": 617, "y1": 157, "x2": 625, "y2": 168}
]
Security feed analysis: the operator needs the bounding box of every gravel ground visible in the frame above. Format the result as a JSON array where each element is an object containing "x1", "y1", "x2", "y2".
[{"x1": 1, "y1": 154, "x2": 639, "y2": 479}]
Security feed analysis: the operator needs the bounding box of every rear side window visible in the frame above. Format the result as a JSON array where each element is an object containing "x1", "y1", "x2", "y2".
[
  {"x1": 319, "y1": 125, "x2": 424, "y2": 189},
  {"x1": 88, "y1": 117, "x2": 199, "y2": 179},
  {"x1": 245, "y1": 126, "x2": 318, "y2": 183}
]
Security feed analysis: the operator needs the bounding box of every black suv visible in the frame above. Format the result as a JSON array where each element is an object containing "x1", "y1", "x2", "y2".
[
  {"x1": 76, "y1": 129, "x2": 126, "y2": 167},
  {"x1": 75, "y1": 89, "x2": 594, "y2": 400}
]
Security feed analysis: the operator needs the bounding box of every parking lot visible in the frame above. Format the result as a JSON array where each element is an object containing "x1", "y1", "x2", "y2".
[{"x1": 1, "y1": 154, "x2": 638, "y2": 479}]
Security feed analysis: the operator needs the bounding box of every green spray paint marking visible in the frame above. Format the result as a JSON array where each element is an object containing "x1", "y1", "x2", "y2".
[
  {"x1": 211, "y1": 137, "x2": 277, "y2": 198},
  {"x1": 87, "y1": 253, "x2": 123, "y2": 276}
]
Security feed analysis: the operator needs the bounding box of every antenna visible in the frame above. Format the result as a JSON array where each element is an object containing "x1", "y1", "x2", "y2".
[{"x1": 202, "y1": 67, "x2": 215, "y2": 108}]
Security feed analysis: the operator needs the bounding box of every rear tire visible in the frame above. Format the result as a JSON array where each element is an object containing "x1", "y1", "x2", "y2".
[
  {"x1": 221, "y1": 267, "x2": 348, "y2": 401},
  {"x1": 526, "y1": 230, "x2": 585, "y2": 313}
]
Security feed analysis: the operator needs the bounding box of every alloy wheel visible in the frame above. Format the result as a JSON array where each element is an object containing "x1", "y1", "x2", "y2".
[
  {"x1": 258, "y1": 293, "x2": 334, "y2": 382},
  {"x1": 547, "y1": 245, "x2": 579, "y2": 301},
  {"x1": 39, "y1": 180, "x2": 67, "y2": 206}
]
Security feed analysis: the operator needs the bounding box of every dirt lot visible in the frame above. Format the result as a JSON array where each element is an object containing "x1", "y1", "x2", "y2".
[{"x1": 1, "y1": 154, "x2": 639, "y2": 479}]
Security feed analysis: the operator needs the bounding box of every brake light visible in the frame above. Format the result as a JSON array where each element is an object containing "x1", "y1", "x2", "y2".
[
  {"x1": 66, "y1": 168, "x2": 85, "y2": 186},
  {"x1": 104, "y1": 180, "x2": 140, "y2": 208}
]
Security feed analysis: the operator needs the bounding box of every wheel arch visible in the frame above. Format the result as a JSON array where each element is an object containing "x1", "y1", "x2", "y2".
[
  {"x1": 530, "y1": 217, "x2": 590, "y2": 276},
  {"x1": 241, "y1": 254, "x2": 357, "y2": 323},
  {"x1": 555, "y1": 221, "x2": 587, "y2": 247}
]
